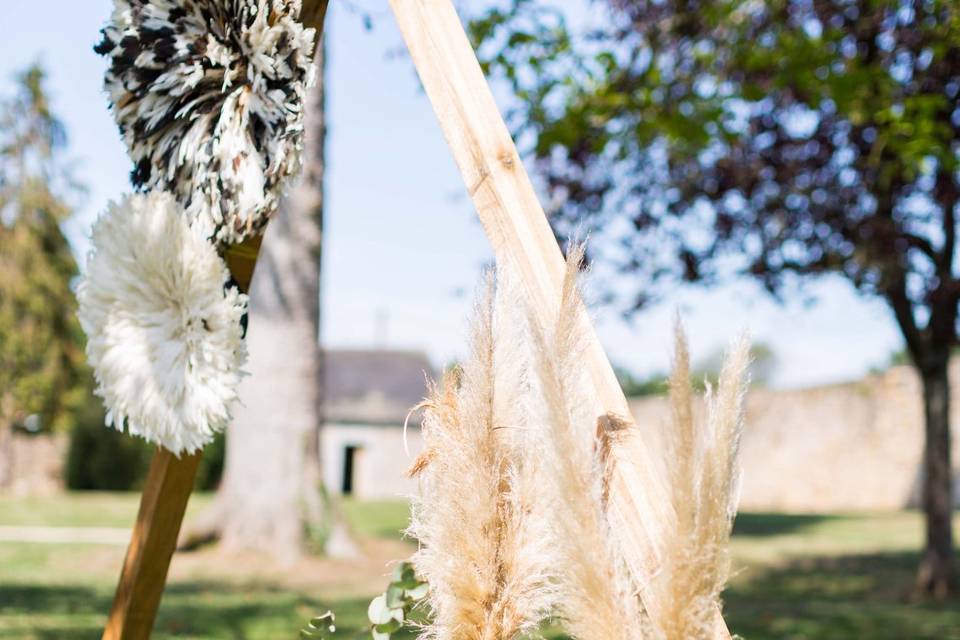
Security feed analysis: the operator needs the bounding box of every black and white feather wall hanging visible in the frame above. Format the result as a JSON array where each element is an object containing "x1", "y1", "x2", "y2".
[{"x1": 95, "y1": 0, "x2": 317, "y2": 245}]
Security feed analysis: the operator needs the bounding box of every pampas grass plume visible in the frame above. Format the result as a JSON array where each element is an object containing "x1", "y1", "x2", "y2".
[
  {"x1": 408, "y1": 277, "x2": 554, "y2": 640},
  {"x1": 527, "y1": 246, "x2": 646, "y2": 640},
  {"x1": 407, "y1": 246, "x2": 749, "y2": 640},
  {"x1": 652, "y1": 320, "x2": 749, "y2": 639}
]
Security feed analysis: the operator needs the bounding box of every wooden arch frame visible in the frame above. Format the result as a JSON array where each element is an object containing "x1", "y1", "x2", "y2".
[{"x1": 101, "y1": 2, "x2": 730, "y2": 638}]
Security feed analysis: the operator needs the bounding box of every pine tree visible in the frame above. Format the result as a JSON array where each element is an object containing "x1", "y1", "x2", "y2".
[{"x1": 0, "y1": 64, "x2": 88, "y2": 487}]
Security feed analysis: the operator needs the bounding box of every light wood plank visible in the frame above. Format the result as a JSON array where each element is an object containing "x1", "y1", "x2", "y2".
[
  {"x1": 102, "y1": 5, "x2": 328, "y2": 638},
  {"x1": 387, "y1": 1, "x2": 730, "y2": 636}
]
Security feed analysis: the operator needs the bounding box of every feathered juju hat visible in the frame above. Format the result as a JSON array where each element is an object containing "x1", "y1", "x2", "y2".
[
  {"x1": 79, "y1": 0, "x2": 316, "y2": 454},
  {"x1": 78, "y1": 192, "x2": 249, "y2": 455},
  {"x1": 95, "y1": 0, "x2": 316, "y2": 245}
]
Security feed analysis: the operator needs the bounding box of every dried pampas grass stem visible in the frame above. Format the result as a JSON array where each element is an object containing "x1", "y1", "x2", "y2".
[
  {"x1": 525, "y1": 247, "x2": 647, "y2": 640},
  {"x1": 408, "y1": 277, "x2": 554, "y2": 640},
  {"x1": 653, "y1": 320, "x2": 749, "y2": 639}
]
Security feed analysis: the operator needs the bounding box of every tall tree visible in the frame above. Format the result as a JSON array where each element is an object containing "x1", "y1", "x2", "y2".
[
  {"x1": 472, "y1": 0, "x2": 960, "y2": 595},
  {"x1": 0, "y1": 64, "x2": 87, "y2": 487},
  {"x1": 185, "y1": 36, "x2": 351, "y2": 562}
]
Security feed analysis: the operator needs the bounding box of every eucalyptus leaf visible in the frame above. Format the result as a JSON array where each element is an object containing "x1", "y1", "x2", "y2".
[
  {"x1": 405, "y1": 582, "x2": 428, "y2": 601},
  {"x1": 374, "y1": 618, "x2": 403, "y2": 633},
  {"x1": 367, "y1": 594, "x2": 393, "y2": 625},
  {"x1": 300, "y1": 611, "x2": 336, "y2": 639},
  {"x1": 385, "y1": 584, "x2": 406, "y2": 609}
]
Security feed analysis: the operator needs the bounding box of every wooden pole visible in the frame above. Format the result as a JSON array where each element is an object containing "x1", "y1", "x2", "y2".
[
  {"x1": 387, "y1": 1, "x2": 729, "y2": 636},
  {"x1": 101, "y1": 449, "x2": 201, "y2": 640},
  {"x1": 101, "y1": 5, "x2": 328, "y2": 638}
]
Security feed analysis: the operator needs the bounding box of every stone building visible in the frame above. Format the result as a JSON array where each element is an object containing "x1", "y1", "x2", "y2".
[{"x1": 320, "y1": 349, "x2": 432, "y2": 499}]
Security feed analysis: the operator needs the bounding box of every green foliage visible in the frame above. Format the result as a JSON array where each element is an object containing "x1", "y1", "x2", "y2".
[
  {"x1": 65, "y1": 420, "x2": 225, "y2": 491},
  {"x1": 616, "y1": 341, "x2": 776, "y2": 396},
  {"x1": 0, "y1": 63, "x2": 88, "y2": 433},
  {"x1": 194, "y1": 430, "x2": 226, "y2": 491},
  {"x1": 300, "y1": 562, "x2": 428, "y2": 639},
  {"x1": 366, "y1": 562, "x2": 428, "y2": 639},
  {"x1": 470, "y1": 1, "x2": 960, "y2": 361},
  {"x1": 64, "y1": 403, "x2": 151, "y2": 491},
  {"x1": 301, "y1": 612, "x2": 337, "y2": 639},
  {"x1": 615, "y1": 366, "x2": 666, "y2": 397},
  {"x1": 746, "y1": 343, "x2": 778, "y2": 387},
  {"x1": 695, "y1": 342, "x2": 778, "y2": 388}
]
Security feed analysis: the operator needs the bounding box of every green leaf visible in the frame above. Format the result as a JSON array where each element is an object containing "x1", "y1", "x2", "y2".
[
  {"x1": 367, "y1": 594, "x2": 393, "y2": 625},
  {"x1": 300, "y1": 611, "x2": 336, "y2": 639},
  {"x1": 385, "y1": 584, "x2": 405, "y2": 609},
  {"x1": 507, "y1": 31, "x2": 536, "y2": 47},
  {"x1": 391, "y1": 562, "x2": 419, "y2": 589},
  {"x1": 374, "y1": 618, "x2": 403, "y2": 633},
  {"x1": 405, "y1": 582, "x2": 429, "y2": 601},
  {"x1": 367, "y1": 561, "x2": 427, "y2": 637},
  {"x1": 390, "y1": 563, "x2": 407, "y2": 582}
]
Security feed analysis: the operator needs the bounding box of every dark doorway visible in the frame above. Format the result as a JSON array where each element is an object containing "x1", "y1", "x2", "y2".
[{"x1": 342, "y1": 445, "x2": 359, "y2": 495}]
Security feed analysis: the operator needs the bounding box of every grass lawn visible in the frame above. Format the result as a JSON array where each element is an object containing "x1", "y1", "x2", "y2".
[
  {"x1": 0, "y1": 491, "x2": 212, "y2": 529},
  {"x1": 725, "y1": 513, "x2": 960, "y2": 639},
  {"x1": 1, "y1": 493, "x2": 959, "y2": 639}
]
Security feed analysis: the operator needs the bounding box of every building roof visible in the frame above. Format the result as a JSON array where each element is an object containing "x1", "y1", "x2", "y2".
[{"x1": 323, "y1": 349, "x2": 435, "y2": 425}]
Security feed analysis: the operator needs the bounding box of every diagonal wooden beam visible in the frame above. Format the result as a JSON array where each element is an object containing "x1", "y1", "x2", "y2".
[
  {"x1": 101, "y1": 448, "x2": 200, "y2": 640},
  {"x1": 101, "y1": 6, "x2": 328, "y2": 638},
  {"x1": 387, "y1": 1, "x2": 730, "y2": 636}
]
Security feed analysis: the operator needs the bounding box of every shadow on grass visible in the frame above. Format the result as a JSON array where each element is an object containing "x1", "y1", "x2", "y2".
[
  {"x1": 725, "y1": 551, "x2": 960, "y2": 640},
  {"x1": 0, "y1": 583, "x2": 108, "y2": 640},
  {"x1": 0, "y1": 581, "x2": 418, "y2": 640},
  {"x1": 3, "y1": 549, "x2": 959, "y2": 639},
  {"x1": 0, "y1": 583, "x2": 106, "y2": 616},
  {"x1": 732, "y1": 512, "x2": 838, "y2": 537}
]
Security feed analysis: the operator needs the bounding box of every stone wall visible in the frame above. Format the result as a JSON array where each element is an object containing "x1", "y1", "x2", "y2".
[
  {"x1": 0, "y1": 432, "x2": 66, "y2": 496},
  {"x1": 11, "y1": 361, "x2": 960, "y2": 512},
  {"x1": 629, "y1": 362, "x2": 960, "y2": 512},
  {"x1": 325, "y1": 362, "x2": 960, "y2": 509}
]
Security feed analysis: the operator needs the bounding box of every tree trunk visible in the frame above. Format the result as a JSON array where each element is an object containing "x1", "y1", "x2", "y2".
[
  {"x1": 915, "y1": 356, "x2": 955, "y2": 598},
  {"x1": 184, "y1": 34, "x2": 353, "y2": 563},
  {"x1": 0, "y1": 398, "x2": 15, "y2": 490},
  {"x1": 0, "y1": 425, "x2": 12, "y2": 490}
]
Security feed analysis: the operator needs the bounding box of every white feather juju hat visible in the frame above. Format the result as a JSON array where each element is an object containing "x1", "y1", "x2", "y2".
[
  {"x1": 77, "y1": 191, "x2": 249, "y2": 455},
  {"x1": 94, "y1": 0, "x2": 316, "y2": 245}
]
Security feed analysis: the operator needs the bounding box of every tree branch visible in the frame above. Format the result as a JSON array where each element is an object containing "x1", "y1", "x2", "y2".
[{"x1": 887, "y1": 274, "x2": 926, "y2": 363}]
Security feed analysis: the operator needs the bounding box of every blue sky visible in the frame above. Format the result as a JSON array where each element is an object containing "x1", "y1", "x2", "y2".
[{"x1": 0, "y1": 1, "x2": 904, "y2": 388}]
